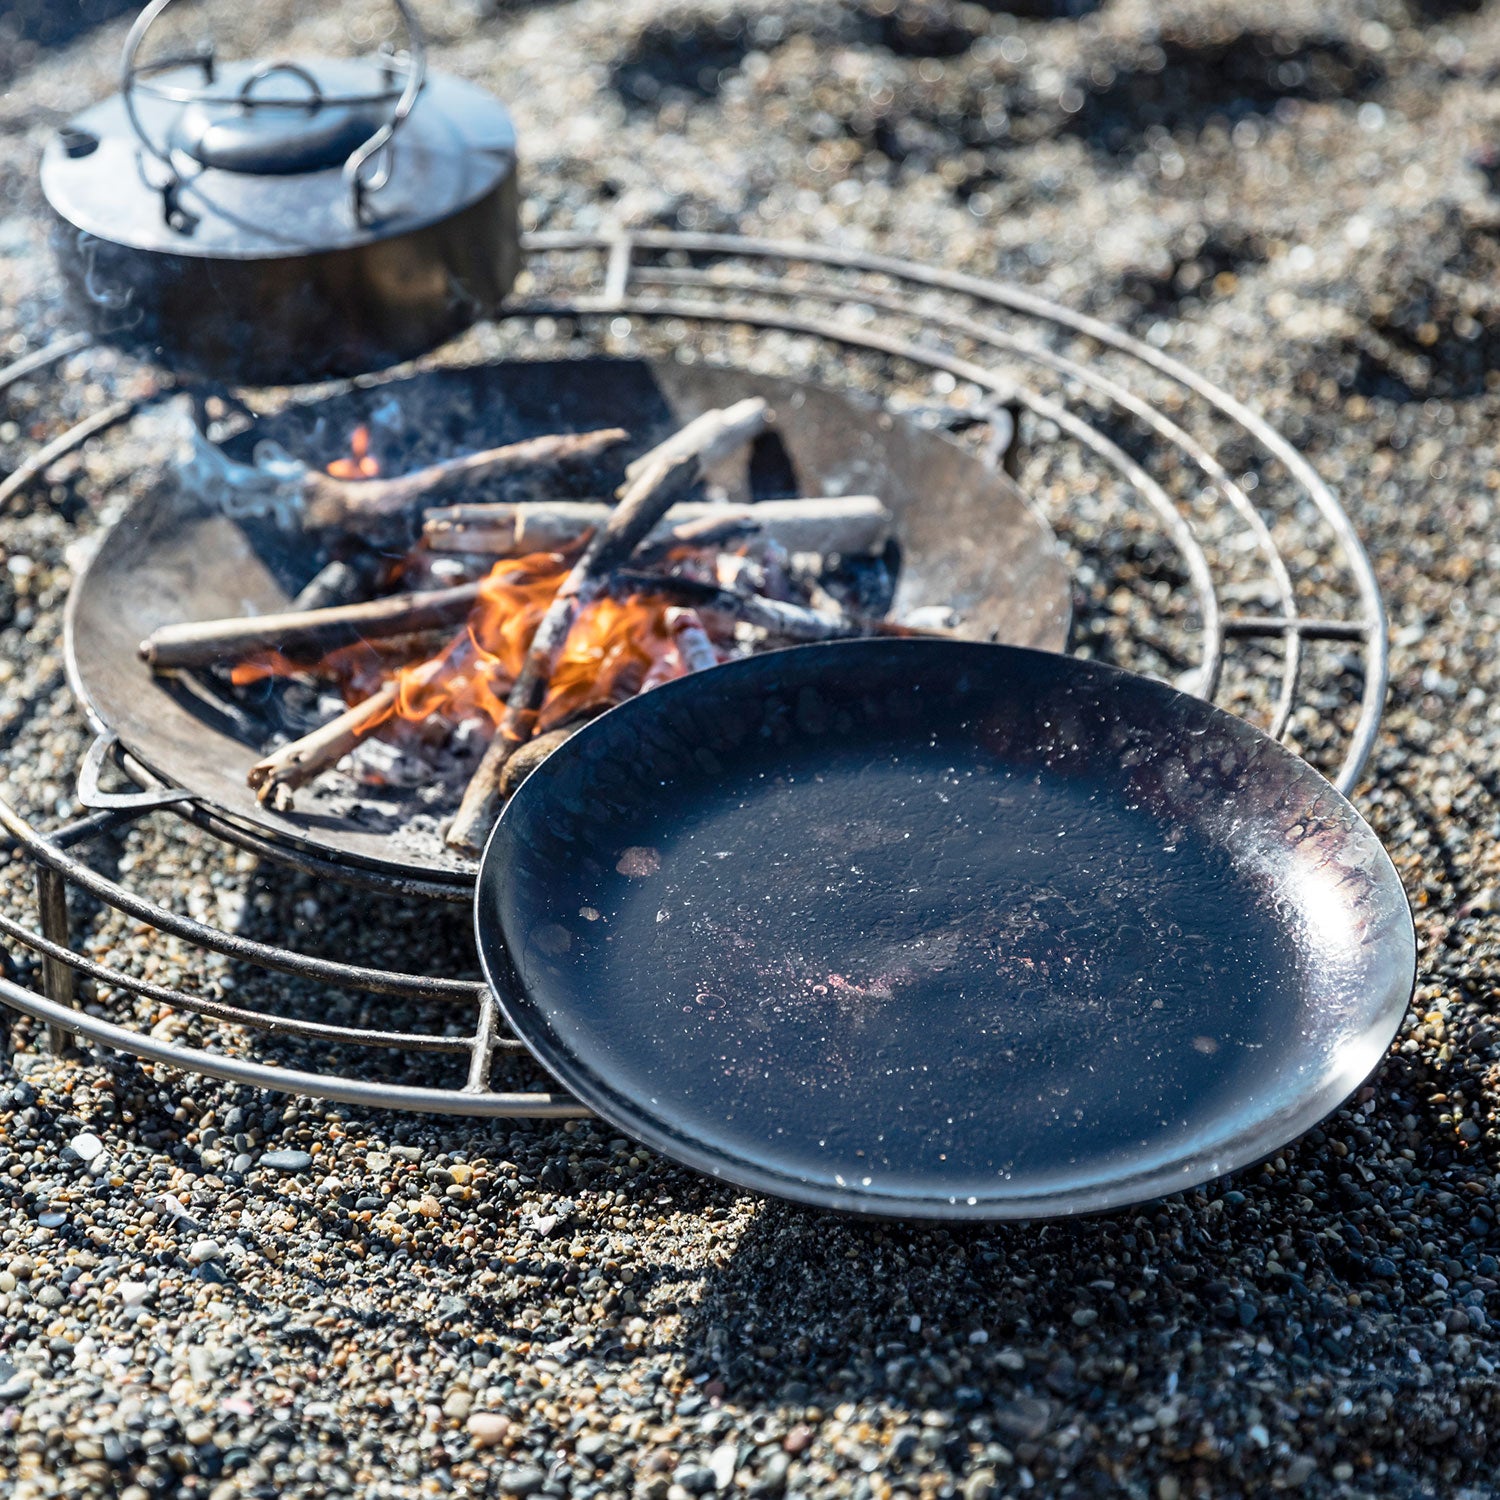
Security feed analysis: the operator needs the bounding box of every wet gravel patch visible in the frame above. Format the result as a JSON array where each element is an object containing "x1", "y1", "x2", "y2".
[{"x1": 1, "y1": 0, "x2": 1500, "y2": 1497}]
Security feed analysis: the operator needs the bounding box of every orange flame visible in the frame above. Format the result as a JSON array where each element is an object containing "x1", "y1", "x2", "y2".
[
  {"x1": 326, "y1": 424, "x2": 380, "y2": 479},
  {"x1": 540, "y1": 593, "x2": 678, "y2": 729},
  {"x1": 238, "y1": 549, "x2": 703, "y2": 750},
  {"x1": 388, "y1": 554, "x2": 684, "y2": 732},
  {"x1": 230, "y1": 639, "x2": 408, "y2": 700}
]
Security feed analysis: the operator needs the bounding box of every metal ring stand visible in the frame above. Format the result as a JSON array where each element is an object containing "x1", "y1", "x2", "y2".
[{"x1": 0, "y1": 231, "x2": 1389, "y2": 1116}]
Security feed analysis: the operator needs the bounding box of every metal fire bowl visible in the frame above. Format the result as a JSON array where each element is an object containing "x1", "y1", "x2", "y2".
[{"x1": 65, "y1": 357, "x2": 1072, "y2": 884}]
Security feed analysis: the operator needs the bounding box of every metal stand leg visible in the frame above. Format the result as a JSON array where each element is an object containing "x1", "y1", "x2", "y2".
[
  {"x1": 34, "y1": 867, "x2": 75, "y2": 1056},
  {"x1": 0, "y1": 944, "x2": 14, "y2": 1066},
  {"x1": 464, "y1": 987, "x2": 500, "y2": 1094}
]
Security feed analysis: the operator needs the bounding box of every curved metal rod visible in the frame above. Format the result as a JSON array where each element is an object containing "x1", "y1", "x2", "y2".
[
  {"x1": 112, "y1": 745, "x2": 472, "y2": 905},
  {"x1": 0, "y1": 395, "x2": 156, "y2": 511},
  {"x1": 133, "y1": 78, "x2": 407, "y2": 109},
  {"x1": 527, "y1": 230, "x2": 1386, "y2": 792},
  {"x1": 636, "y1": 265, "x2": 1303, "y2": 734},
  {"x1": 0, "y1": 793, "x2": 476, "y2": 1003},
  {"x1": 343, "y1": 0, "x2": 428, "y2": 224},
  {"x1": 0, "y1": 970, "x2": 588, "y2": 1118},
  {"x1": 119, "y1": 0, "x2": 181, "y2": 170},
  {"x1": 0, "y1": 907, "x2": 484, "y2": 1053},
  {"x1": 167, "y1": 800, "x2": 473, "y2": 904},
  {"x1": 0, "y1": 333, "x2": 93, "y2": 399},
  {"x1": 237, "y1": 62, "x2": 324, "y2": 109},
  {"x1": 511, "y1": 290, "x2": 1225, "y2": 695},
  {"x1": 77, "y1": 732, "x2": 197, "y2": 812}
]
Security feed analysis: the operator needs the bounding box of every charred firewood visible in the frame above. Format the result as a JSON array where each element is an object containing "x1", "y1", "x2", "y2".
[
  {"x1": 301, "y1": 427, "x2": 630, "y2": 534},
  {"x1": 621, "y1": 398, "x2": 770, "y2": 485},
  {"x1": 640, "y1": 607, "x2": 722, "y2": 692},
  {"x1": 640, "y1": 512, "x2": 759, "y2": 557},
  {"x1": 140, "y1": 581, "x2": 483, "y2": 671},
  {"x1": 663, "y1": 606, "x2": 720, "y2": 675},
  {"x1": 445, "y1": 402, "x2": 771, "y2": 853},
  {"x1": 291, "y1": 549, "x2": 387, "y2": 612},
  {"x1": 497, "y1": 725, "x2": 583, "y2": 799},
  {"x1": 421, "y1": 494, "x2": 892, "y2": 560},
  {"x1": 247, "y1": 682, "x2": 400, "y2": 811},
  {"x1": 497, "y1": 702, "x2": 616, "y2": 799},
  {"x1": 609, "y1": 570, "x2": 948, "y2": 644},
  {"x1": 607, "y1": 571, "x2": 862, "y2": 643}
]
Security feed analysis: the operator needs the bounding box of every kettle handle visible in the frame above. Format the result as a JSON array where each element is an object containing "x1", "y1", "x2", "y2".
[{"x1": 118, "y1": 0, "x2": 427, "y2": 226}]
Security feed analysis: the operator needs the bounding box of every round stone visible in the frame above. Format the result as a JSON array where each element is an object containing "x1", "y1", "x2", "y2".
[
  {"x1": 467, "y1": 1412, "x2": 511, "y2": 1449},
  {"x1": 259, "y1": 1150, "x2": 314, "y2": 1173},
  {"x1": 67, "y1": 1132, "x2": 105, "y2": 1164}
]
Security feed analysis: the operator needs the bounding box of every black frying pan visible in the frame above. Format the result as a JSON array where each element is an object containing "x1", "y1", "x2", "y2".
[{"x1": 475, "y1": 641, "x2": 1414, "y2": 1219}]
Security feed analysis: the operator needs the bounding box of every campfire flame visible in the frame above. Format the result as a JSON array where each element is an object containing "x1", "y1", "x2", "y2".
[
  {"x1": 395, "y1": 553, "x2": 695, "y2": 733},
  {"x1": 325, "y1": 424, "x2": 380, "y2": 480},
  {"x1": 242, "y1": 548, "x2": 718, "y2": 752}
]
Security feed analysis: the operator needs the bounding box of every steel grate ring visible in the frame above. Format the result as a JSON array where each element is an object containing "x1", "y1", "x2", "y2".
[{"x1": 0, "y1": 230, "x2": 1388, "y2": 1114}]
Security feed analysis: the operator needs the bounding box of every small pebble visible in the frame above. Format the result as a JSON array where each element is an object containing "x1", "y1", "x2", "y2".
[
  {"x1": 495, "y1": 1466, "x2": 546, "y2": 1496},
  {"x1": 66, "y1": 1131, "x2": 105, "y2": 1163},
  {"x1": 260, "y1": 1149, "x2": 314, "y2": 1173},
  {"x1": 467, "y1": 1413, "x2": 511, "y2": 1448},
  {"x1": 709, "y1": 1445, "x2": 738, "y2": 1490}
]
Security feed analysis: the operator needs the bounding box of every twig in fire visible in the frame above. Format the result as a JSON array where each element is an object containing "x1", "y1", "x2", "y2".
[
  {"x1": 139, "y1": 580, "x2": 485, "y2": 671},
  {"x1": 444, "y1": 398, "x2": 771, "y2": 853},
  {"x1": 291, "y1": 550, "x2": 386, "y2": 611},
  {"x1": 247, "y1": 683, "x2": 400, "y2": 812},
  {"x1": 422, "y1": 494, "x2": 893, "y2": 560},
  {"x1": 301, "y1": 427, "x2": 629, "y2": 534},
  {"x1": 606, "y1": 570, "x2": 945, "y2": 643},
  {"x1": 498, "y1": 607, "x2": 723, "y2": 794}
]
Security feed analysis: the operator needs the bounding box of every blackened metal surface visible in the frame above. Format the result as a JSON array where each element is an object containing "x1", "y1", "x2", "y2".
[
  {"x1": 477, "y1": 640, "x2": 1414, "y2": 1218},
  {"x1": 41, "y1": 62, "x2": 519, "y2": 381},
  {"x1": 65, "y1": 358, "x2": 1070, "y2": 883}
]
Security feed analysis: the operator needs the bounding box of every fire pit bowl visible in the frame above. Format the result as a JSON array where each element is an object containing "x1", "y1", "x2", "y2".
[
  {"x1": 477, "y1": 639, "x2": 1415, "y2": 1218},
  {"x1": 65, "y1": 357, "x2": 1071, "y2": 883}
]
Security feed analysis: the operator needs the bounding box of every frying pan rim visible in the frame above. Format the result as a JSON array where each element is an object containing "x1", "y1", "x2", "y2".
[{"x1": 474, "y1": 638, "x2": 1416, "y2": 1221}]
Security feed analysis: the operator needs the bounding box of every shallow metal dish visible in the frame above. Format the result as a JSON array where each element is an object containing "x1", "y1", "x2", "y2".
[{"x1": 476, "y1": 640, "x2": 1415, "y2": 1219}]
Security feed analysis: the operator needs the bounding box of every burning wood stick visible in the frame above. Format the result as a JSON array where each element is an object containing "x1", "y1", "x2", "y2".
[
  {"x1": 301, "y1": 427, "x2": 630, "y2": 533},
  {"x1": 664, "y1": 606, "x2": 720, "y2": 675},
  {"x1": 640, "y1": 607, "x2": 722, "y2": 692},
  {"x1": 247, "y1": 682, "x2": 399, "y2": 811},
  {"x1": 291, "y1": 550, "x2": 385, "y2": 611},
  {"x1": 608, "y1": 571, "x2": 866, "y2": 643},
  {"x1": 622, "y1": 398, "x2": 770, "y2": 484},
  {"x1": 446, "y1": 403, "x2": 771, "y2": 853},
  {"x1": 611, "y1": 570, "x2": 950, "y2": 643},
  {"x1": 422, "y1": 495, "x2": 893, "y2": 559},
  {"x1": 140, "y1": 581, "x2": 483, "y2": 671},
  {"x1": 496, "y1": 725, "x2": 582, "y2": 800}
]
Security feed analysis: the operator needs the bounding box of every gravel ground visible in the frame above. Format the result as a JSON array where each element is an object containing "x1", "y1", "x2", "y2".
[{"x1": 2, "y1": 1, "x2": 1500, "y2": 1497}]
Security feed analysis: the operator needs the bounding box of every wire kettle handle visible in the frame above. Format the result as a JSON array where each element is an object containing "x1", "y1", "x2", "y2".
[{"x1": 118, "y1": 0, "x2": 427, "y2": 224}]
